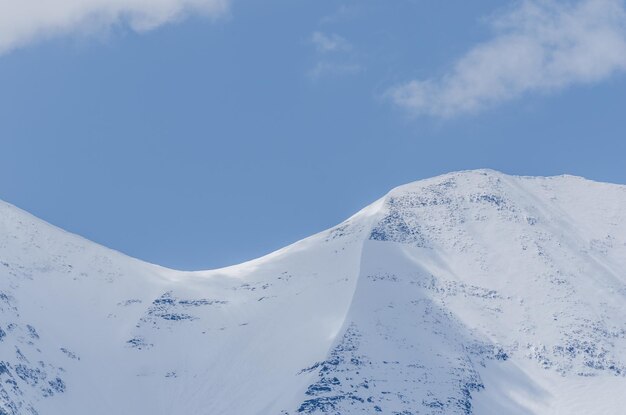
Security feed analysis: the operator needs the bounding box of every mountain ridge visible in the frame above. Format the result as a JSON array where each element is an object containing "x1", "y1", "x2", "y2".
[
  {"x1": 0, "y1": 168, "x2": 618, "y2": 273},
  {"x1": 2, "y1": 169, "x2": 626, "y2": 414}
]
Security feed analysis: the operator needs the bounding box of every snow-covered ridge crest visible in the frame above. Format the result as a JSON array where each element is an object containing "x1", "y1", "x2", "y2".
[{"x1": 1, "y1": 169, "x2": 626, "y2": 415}]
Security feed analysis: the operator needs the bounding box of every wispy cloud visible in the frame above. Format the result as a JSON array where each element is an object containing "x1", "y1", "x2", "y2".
[
  {"x1": 308, "y1": 31, "x2": 360, "y2": 79},
  {"x1": 388, "y1": 0, "x2": 626, "y2": 117},
  {"x1": 311, "y1": 31, "x2": 351, "y2": 53},
  {"x1": 0, "y1": 0, "x2": 229, "y2": 55}
]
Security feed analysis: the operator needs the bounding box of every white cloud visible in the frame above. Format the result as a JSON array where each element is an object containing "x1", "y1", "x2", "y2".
[
  {"x1": 311, "y1": 32, "x2": 351, "y2": 53},
  {"x1": 388, "y1": 0, "x2": 626, "y2": 117},
  {"x1": 0, "y1": 0, "x2": 229, "y2": 54}
]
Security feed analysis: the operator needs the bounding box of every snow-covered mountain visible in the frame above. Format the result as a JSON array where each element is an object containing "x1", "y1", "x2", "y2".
[{"x1": 2, "y1": 169, "x2": 626, "y2": 415}]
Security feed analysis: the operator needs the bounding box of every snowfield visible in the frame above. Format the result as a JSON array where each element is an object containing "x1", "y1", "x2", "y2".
[{"x1": 2, "y1": 169, "x2": 626, "y2": 414}]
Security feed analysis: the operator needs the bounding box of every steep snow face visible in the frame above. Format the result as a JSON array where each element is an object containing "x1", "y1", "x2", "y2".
[{"x1": 2, "y1": 170, "x2": 626, "y2": 415}]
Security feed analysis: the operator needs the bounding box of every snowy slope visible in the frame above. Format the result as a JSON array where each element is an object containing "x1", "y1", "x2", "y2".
[{"x1": 2, "y1": 169, "x2": 626, "y2": 415}]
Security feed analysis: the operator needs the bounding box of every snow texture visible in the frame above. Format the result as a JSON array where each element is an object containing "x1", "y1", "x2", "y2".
[{"x1": 2, "y1": 169, "x2": 626, "y2": 414}]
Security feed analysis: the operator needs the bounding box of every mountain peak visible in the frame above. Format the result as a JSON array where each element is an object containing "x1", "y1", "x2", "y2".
[{"x1": 2, "y1": 173, "x2": 626, "y2": 414}]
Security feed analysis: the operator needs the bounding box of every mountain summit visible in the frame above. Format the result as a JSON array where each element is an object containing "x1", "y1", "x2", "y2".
[{"x1": 2, "y1": 170, "x2": 626, "y2": 414}]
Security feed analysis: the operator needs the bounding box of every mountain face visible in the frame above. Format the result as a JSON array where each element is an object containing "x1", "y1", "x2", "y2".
[{"x1": 2, "y1": 170, "x2": 626, "y2": 415}]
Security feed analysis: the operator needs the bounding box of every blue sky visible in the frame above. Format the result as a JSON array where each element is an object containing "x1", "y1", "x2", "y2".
[{"x1": 2, "y1": 0, "x2": 626, "y2": 270}]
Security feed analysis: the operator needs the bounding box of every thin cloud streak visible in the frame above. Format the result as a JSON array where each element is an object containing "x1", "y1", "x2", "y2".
[
  {"x1": 311, "y1": 32, "x2": 352, "y2": 53},
  {"x1": 388, "y1": 0, "x2": 626, "y2": 117},
  {"x1": 0, "y1": 0, "x2": 229, "y2": 55}
]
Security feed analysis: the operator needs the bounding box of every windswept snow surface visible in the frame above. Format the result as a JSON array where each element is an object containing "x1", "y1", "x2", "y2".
[{"x1": 2, "y1": 170, "x2": 626, "y2": 414}]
